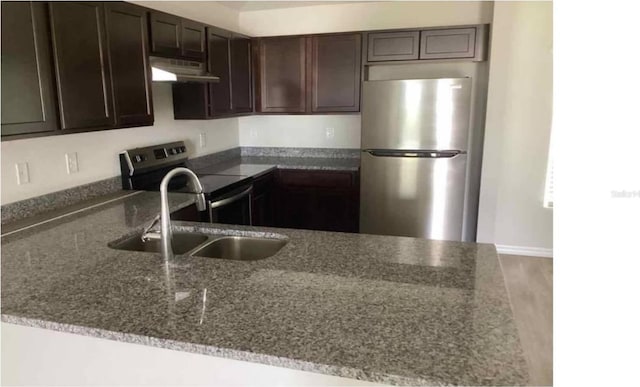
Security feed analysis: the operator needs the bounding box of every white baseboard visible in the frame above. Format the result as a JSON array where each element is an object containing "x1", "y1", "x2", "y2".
[{"x1": 495, "y1": 244, "x2": 553, "y2": 258}]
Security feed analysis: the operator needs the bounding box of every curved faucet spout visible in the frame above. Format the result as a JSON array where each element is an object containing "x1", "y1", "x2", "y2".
[{"x1": 159, "y1": 167, "x2": 205, "y2": 261}]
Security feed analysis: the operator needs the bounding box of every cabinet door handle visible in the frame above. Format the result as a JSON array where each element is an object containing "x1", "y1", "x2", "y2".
[{"x1": 209, "y1": 186, "x2": 253, "y2": 209}]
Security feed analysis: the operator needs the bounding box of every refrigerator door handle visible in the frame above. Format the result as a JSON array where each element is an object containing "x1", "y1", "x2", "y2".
[{"x1": 363, "y1": 149, "x2": 464, "y2": 158}]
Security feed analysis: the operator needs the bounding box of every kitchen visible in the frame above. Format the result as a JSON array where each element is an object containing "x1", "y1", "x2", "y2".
[{"x1": 1, "y1": 1, "x2": 553, "y2": 386}]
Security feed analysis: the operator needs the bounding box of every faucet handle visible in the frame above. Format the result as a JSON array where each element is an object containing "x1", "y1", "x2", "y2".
[{"x1": 141, "y1": 214, "x2": 161, "y2": 241}]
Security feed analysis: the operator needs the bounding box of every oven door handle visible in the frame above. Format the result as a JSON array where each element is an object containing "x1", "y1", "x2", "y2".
[{"x1": 209, "y1": 186, "x2": 253, "y2": 210}]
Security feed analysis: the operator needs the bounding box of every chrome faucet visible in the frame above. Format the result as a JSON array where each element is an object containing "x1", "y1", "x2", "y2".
[{"x1": 142, "y1": 167, "x2": 207, "y2": 261}]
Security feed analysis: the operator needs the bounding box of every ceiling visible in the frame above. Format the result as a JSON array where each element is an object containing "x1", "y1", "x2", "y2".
[{"x1": 218, "y1": 1, "x2": 363, "y2": 12}]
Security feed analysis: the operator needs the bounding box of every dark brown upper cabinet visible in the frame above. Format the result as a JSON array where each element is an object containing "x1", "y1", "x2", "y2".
[
  {"x1": 255, "y1": 33, "x2": 362, "y2": 114},
  {"x1": 172, "y1": 29, "x2": 237, "y2": 119},
  {"x1": 419, "y1": 27, "x2": 477, "y2": 60},
  {"x1": 366, "y1": 25, "x2": 488, "y2": 63},
  {"x1": 1, "y1": 2, "x2": 59, "y2": 137},
  {"x1": 172, "y1": 82, "x2": 208, "y2": 119},
  {"x1": 311, "y1": 33, "x2": 361, "y2": 113},
  {"x1": 255, "y1": 36, "x2": 307, "y2": 113},
  {"x1": 181, "y1": 19, "x2": 206, "y2": 61},
  {"x1": 367, "y1": 31, "x2": 420, "y2": 62},
  {"x1": 49, "y1": 2, "x2": 115, "y2": 131},
  {"x1": 149, "y1": 11, "x2": 181, "y2": 57},
  {"x1": 149, "y1": 11, "x2": 205, "y2": 60},
  {"x1": 230, "y1": 37, "x2": 253, "y2": 113},
  {"x1": 105, "y1": 2, "x2": 153, "y2": 127},
  {"x1": 208, "y1": 31, "x2": 232, "y2": 115}
]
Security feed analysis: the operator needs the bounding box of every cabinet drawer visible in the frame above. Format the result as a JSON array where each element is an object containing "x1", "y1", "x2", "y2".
[
  {"x1": 278, "y1": 170, "x2": 354, "y2": 189},
  {"x1": 367, "y1": 31, "x2": 420, "y2": 61},
  {"x1": 419, "y1": 27, "x2": 477, "y2": 60}
]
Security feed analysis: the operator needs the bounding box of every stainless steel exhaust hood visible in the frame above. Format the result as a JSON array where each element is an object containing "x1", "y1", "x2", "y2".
[{"x1": 150, "y1": 56, "x2": 219, "y2": 83}]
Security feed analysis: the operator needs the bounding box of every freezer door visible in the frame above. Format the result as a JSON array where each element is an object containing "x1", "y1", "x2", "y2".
[
  {"x1": 360, "y1": 150, "x2": 467, "y2": 241},
  {"x1": 361, "y1": 78, "x2": 471, "y2": 151}
]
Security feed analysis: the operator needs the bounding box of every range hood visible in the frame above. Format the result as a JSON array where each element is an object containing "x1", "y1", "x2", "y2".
[{"x1": 150, "y1": 56, "x2": 219, "y2": 83}]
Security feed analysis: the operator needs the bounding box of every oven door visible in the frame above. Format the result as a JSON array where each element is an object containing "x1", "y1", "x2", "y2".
[{"x1": 208, "y1": 184, "x2": 253, "y2": 226}]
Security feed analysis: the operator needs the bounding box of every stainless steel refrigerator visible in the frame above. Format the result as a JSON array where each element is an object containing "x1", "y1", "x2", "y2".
[{"x1": 360, "y1": 78, "x2": 472, "y2": 241}]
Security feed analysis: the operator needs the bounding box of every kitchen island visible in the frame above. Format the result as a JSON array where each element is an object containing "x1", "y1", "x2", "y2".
[{"x1": 1, "y1": 191, "x2": 528, "y2": 386}]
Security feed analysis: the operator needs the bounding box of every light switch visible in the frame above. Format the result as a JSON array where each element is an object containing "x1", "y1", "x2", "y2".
[
  {"x1": 199, "y1": 132, "x2": 206, "y2": 148},
  {"x1": 16, "y1": 162, "x2": 30, "y2": 185},
  {"x1": 65, "y1": 152, "x2": 79, "y2": 174}
]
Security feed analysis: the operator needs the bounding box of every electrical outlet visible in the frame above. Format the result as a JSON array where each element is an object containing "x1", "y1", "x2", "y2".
[
  {"x1": 326, "y1": 127, "x2": 335, "y2": 139},
  {"x1": 65, "y1": 152, "x2": 79, "y2": 174},
  {"x1": 250, "y1": 128, "x2": 258, "y2": 139},
  {"x1": 199, "y1": 132, "x2": 206, "y2": 148},
  {"x1": 15, "y1": 162, "x2": 30, "y2": 185}
]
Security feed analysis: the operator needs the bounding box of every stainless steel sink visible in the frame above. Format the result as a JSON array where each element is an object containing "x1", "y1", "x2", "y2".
[
  {"x1": 191, "y1": 236, "x2": 287, "y2": 261},
  {"x1": 110, "y1": 232, "x2": 209, "y2": 254}
]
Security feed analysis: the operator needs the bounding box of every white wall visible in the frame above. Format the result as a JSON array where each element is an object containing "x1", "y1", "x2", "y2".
[
  {"x1": 238, "y1": 1, "x2": 493, "y2": 36},
  {"x1": 1, "y1": 83, "x2": 239, "y2": 205},
  {"x1": 476, "y1": 1, "x2": 553, "y2": 254},
  {"x1": 239, "y1": 115, "x2": 361, "y2": 148},
  {"x1": 235, "y1": 0, "x2": 494, "y2": 150}
]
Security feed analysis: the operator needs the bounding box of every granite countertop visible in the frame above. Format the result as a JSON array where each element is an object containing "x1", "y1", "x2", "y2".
[
  {"x1": 193, "y1": 156, "x2": 360, "y2": 175},
  {"x1": 0, "y1": 191, "x2": 528, "y2": 386}
]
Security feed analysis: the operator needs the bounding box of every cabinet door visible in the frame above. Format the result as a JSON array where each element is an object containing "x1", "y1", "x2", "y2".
[
  {"x1": 149, "y1": 11, "x2": 181, "y2": 57},
  {"x1": 276, "y1": 169, "x2": 359, "y2": 233},
  {"x1": 105, "y1": 2, "x2": 153, "y2": 127},
  {"x1": 367, "y1": 31, "x2": 420, "y2": 62},
  {"x1": 311, "y1": 33, "x2": 361, "y2": 113},
  {"x1": 208, "y1": 32, "x2": 231, "y2": 116},
  {"x1": 49, "y1": 2, "x2": 114, "y2": 131},
  {"x1": 230, "y1": 37, "x2": 253, "y2": 113},
  {"x1": 251, "y1": 172, "x2": 275, "y2": 226},
  {"x1": 172, "y1": 83, "x2": 208, "y2": 119},
  {"x1": 419, "y1": 28, "x2": 477, "y2": 60},
  {"x1": 1, "y1": 2, "x2": 58, "y2": 137},
  {"x1": 181, "y1": 20, "x2": 206, "y2": 60},
  {"x1": 256, "y1": 37, "x2": 307, "y2": 113}
]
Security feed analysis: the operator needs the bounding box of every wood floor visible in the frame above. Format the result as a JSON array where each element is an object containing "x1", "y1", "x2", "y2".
[{"x1": 500, "y1": 254, "x2": 553, "y2": 386}]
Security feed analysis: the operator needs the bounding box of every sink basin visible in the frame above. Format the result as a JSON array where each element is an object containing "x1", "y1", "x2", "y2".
[
  {"x1": 110, "y1": 232, "x2": 209, "y2": 254},
  {"x1": 191, "y1": 236, "x2": 287, "y2": 261}
]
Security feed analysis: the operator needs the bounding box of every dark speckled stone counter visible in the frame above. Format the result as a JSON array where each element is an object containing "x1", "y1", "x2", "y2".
[
  {"x1": 193, "y1": 156, "x2": 360, "y2": 175},
  {"x1": 1, "y1": 191, "x2": 528, "y2": 386}
]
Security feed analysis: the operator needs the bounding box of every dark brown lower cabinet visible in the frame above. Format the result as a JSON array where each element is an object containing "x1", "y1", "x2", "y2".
[
  {"x1": 251, "y1": 171, "x2": 276, "y2": 227},
  {"x1": 172, "y1": 169, "x2": 359, "y2": 232},
  {"x1": 276, "y1": 169, "x2": 359, "y2": 233}
]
